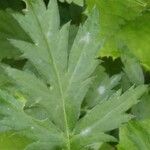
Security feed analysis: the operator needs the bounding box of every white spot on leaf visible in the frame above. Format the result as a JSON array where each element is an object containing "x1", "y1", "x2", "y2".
[
  {"x1": 35, "y1": 43, "x2": 39, "y2": 46},
  {"x1": 31, "y1": 126, "x2": 34, "y2": 130},
  {"x1": 35, "y1": 97, "x2": 41, "y2": 104},
  {"x1": 50, "y1": 86, "x2": 54, "y2": 90},
  {"x1": 47, "y1": 32, "x2": 52, "y2": 38},
  {"x1": 80, "y1": 32, "x2": 90, "y2": 43},
  {"x1": 81, "y1": 128, "x2": 91, "y2": 136},
  {"x1": 98, "y1": 86, "x2": 106, "y2": 95},
  {"x1": 23, "y1": 9, "x2": 29, "y2": 13}
]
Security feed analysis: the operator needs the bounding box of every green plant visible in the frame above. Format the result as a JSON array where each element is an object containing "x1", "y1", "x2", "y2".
[
  {"x1": 118, "y1": 120, "x2": 150, "y2": 150},
  {"x1": 0, "y1": 0, "x2": 149, "y2": 150}
]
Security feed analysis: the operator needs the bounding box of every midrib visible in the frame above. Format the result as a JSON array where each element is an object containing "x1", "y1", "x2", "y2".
[{"x1": 29, "y1": 3, "x2": 70, "y2": 150}]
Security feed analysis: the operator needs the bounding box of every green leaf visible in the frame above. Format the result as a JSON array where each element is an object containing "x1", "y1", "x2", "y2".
[
  {"x1": 84, "y1": 65, "x2": 122, "y2": 108},
  {"x1": 0, "y1": 90, "x2": 64, "y2": 149},
  {"x1": 0, "y1": 132, "x2": 30, "y2": 150},
  {"x1": 121, "y1": 50, "x2": 145, "y2": 85},
  {"x1": 71, "y1": 86, "x2": 147, "y2": 149},
  {"x1": 132, "y1": 93, "x2": 150, "y2": 120},
  {"x1": 0, "y1": 10, "x2": 31, "y2": 60},
  {"x1": 7, "y1": 0, "x2": 101, "y2": 132},
  {"x1": 0, "y1": 0, "x2": 147, "y2": 149},
  {"x1": 100, "y1": 143, "x2": 115, "y2": 150},
  {"x1": 119, "y1": 12, "x2": 150, "y2": 70},
  {"x1": 87, "y1": 0, "x2": 150, "y2": 70},
  {"x1": 118, "y1": 120, "x2": 150, "y2": 150},
  {"x1": 86, "y1": 0, "x2": 147, "y2": 37},
  {"x1": 1, "y1": 0, "x2": 102, "y2": 149}
]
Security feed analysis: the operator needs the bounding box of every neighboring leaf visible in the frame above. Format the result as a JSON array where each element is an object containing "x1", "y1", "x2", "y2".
[
  {"x1": 118, "y1": 120, "x2": 150, "y2": 150},
  {"x1": 86, "y1": 0, "x2": 147, "y2": 37},
  {"x1": 86, "y1": 0, "x2": 150, "y2": 70},
  {"x1": 119, "y1": 12, "x2": 150, "y2": 70},
  {"x1": 132, "y1": 92, "x2": 150, "y2": 120},
  {"x1": 84, "y1": 65, "x2": 122, "y2": 108},
  {"x1": 98, "y1": 36, "x2": 121, "y2": 59},
  {"x1": 0, "y1": 10, "x2": 31, "y2": 60},
  {"x1": 0, "y1": 38, "x2": 20, "y2": 60},
  {"x1": 101, "y1": 11, "x2": 150, "y2": 69},
  {"x1": 71, "y1": 86, "x2": 147, "y2": 149},
  {"x1": 121, "y1": 50, "x2": 145, "y2": 85},
  {"x1": 99, "y1": 12, "x2": 150, "y2": 65}
]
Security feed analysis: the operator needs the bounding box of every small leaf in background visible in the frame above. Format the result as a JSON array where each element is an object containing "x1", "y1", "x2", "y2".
[
  {"x1": 71, "y1": 85, "x2": 147, "y2": 149},
  {"x1": 132, "y1": 92, "x2": 150, "y2": 120},
  {"x1": 86, "y1": 0, "x2": 150, "y2": 71},
  {"x1": 121, "y1": 49, "x2": 145, "y2": 85},
  {"x1": 86, "y1": 0, "x2": 147, "y2": 37},
  {"x1": 0, "y1": 132, "x2": 31, "y2": 150},
  {"x1": 119, "y1": 12, "x2": 150, "y2": 70},
  {"x1": 0, "y1": 10, "x2": 31, "y2": 60},
  {"x1": 118, "y1": 120, "x2": 150, "y2": 150}
]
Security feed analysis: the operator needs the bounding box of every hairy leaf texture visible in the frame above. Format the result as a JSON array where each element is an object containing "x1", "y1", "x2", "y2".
[{"x1": 0, "y1": 0, "x2": 147, "y2": 149}]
